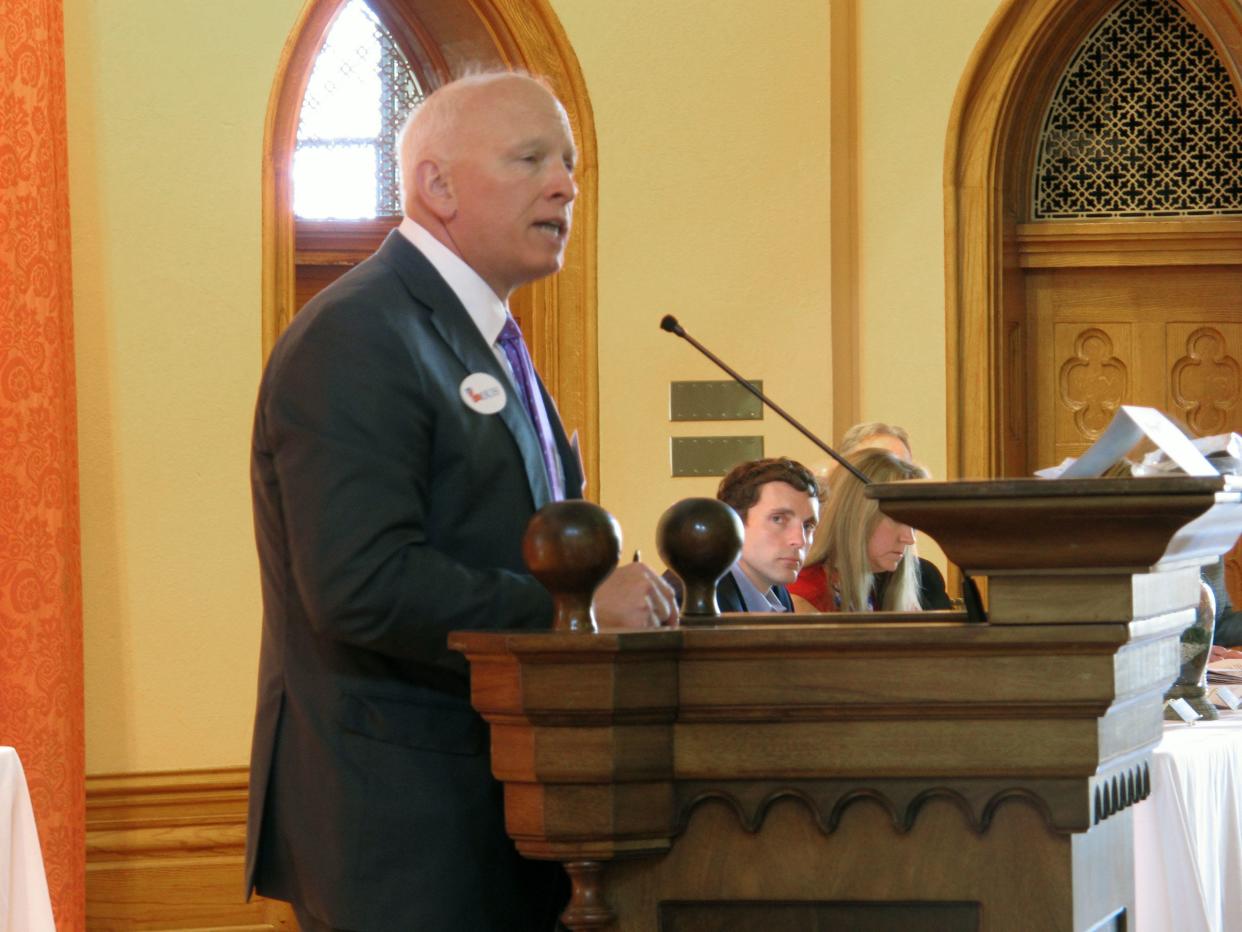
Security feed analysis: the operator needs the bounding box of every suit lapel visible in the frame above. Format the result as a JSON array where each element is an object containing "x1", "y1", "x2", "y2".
[
  {"x1": 716, "y1": 571, "x2": 746, "y2": 613},
  {"x1": 376, "y1": 232, "x2": 554, "y2": 508},
  {"x1": 539, "y1": 380, "x2": 584, "y2": 500},
  {"x1": 774, "y1": 584, "x2": 794, "y2": 612}
]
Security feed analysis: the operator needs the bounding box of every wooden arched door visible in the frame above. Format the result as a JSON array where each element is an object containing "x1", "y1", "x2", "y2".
[{"x1": 947, "y1": 0, "x2": 1242, "y2": 603}]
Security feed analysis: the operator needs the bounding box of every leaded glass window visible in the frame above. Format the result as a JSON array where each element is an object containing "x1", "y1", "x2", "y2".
[
  {"x1": 1032, "y1": 0, "x2": 1242, "y2": 219},
  {"x1": 294, "y1": 0, "x2": 425, "y2": 219}
]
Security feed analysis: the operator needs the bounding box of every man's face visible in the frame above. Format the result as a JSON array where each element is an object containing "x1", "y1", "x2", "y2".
[
  {"x1": 737, "y1": 481, "x2": 819, "y2": 592},
  {"x1": 443, "y1": 79, "x2": 578, "y2": 299}
]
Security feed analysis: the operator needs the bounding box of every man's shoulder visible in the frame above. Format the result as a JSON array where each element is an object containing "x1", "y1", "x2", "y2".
[
  {"x1": 297, "y1": 235, "x2": 423, "y2": 320},
  {"x1": 661, "y1": 568, "x2": 748, "y2": 614},
  {"x1": 267, "y1": 234, "x2": 443, "y2": 366},
  {"x1": 715, "y1": 571, "x2": 746, "y2": 612}
]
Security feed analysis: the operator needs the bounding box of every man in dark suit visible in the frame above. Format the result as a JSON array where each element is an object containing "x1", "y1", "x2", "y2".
[
  {"x1": 699, "y1": 458, "x2": 820, "y2": 613},
  {"x1": 245, "y1": 73, "x2": 675, "y2": 931}
]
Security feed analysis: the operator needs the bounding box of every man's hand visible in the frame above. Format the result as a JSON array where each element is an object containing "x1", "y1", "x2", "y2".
[{"x1": 593, "y1": 562, "x2": 678, "y2": 629}]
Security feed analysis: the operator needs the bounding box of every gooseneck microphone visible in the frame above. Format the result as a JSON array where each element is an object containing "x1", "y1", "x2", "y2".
[
  {"x1": 660, "y1": 313, "x2": 987, "y2": 624},
  {"x1": 659, "y1": 314, "x2": 871, "y2": 486}
]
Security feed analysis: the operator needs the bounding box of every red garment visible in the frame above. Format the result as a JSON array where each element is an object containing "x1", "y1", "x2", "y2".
[{"x1": 789, "y1": 564, "x2": 837, "y2": 612}]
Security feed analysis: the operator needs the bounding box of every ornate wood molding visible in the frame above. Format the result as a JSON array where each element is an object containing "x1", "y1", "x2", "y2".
[
  {"x1": 85, "y1": 767, "x2": 295, "y2": 929},
  {"x1": 1016, "y1": 220, "x2": 1242, "y2": 267},
  {"x1": 674, "y1": 766, "x2": 1151, "y2": 837}
]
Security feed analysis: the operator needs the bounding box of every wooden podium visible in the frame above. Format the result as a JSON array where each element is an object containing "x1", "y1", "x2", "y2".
[{"x1": 449, "y1": 478, "x2": 1242, "y2": 931}]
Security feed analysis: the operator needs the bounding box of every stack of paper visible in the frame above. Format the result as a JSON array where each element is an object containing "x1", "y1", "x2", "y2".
[
  {"x1": 1207, "y1": 658, "x2": 1242, "y2": 685},
  {"x1": 1035, "y1": 406, "x2": 1222, "y2": 479},
  {"x1": 1137, "y1": 431, "x2": 1242, "y2": 477}
]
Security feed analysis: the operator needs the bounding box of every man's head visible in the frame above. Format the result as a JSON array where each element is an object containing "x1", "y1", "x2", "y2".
[
  {"x1": 840, "y1": 421, "x2": 913, "y2": 460},
  {"x1": 717, "y1": 458, "x2": 820, "y2": 591},
  {"x1": 398, "y1": 72, "x2": 577, "y2": 300}
]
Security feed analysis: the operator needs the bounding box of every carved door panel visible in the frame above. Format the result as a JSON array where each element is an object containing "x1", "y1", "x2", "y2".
[{"x1": 1026, "y1": 262, "x2": 1242, "y2": 606}]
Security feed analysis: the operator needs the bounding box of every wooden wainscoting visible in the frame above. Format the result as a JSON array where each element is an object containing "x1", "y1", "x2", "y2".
[{"x1": 86, "y1": 768, "x2": 296, "y2": 931}]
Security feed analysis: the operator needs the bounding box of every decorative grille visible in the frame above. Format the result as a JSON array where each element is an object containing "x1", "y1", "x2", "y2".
[
  {"x1": 1032, "y1": 0, "x2": 1242, "y2": 219},
  {"x1": 294, "y1": 0, "x2": 425, "y2": 219}
]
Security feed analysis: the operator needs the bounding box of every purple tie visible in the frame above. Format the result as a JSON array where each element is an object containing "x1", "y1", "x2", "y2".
[{"x1": 497, "y1": 315, "x2": 564, "y2": 501}]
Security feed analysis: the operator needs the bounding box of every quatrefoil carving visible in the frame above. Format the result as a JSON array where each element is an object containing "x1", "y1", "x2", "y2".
[
  {"x1": 1172, "y1": 328, "x2": 1239, "y2": 435},
  {"x1": 1060, "y1": 329, "x2": 1127, "y2": 438}
]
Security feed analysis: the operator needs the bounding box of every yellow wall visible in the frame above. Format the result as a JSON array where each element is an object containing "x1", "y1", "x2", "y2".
[
  {"x1": 855, "y1": 0, "x2": 1000, "y2": 484},
  {"x1": 66, "y1": 0, "x2": 305, "y2": 773},
  {"x1": 556, "y1": 0, "x2": 835, "y2": 569},
  {"x1": 66, "y1": 0, "x2": 1002, "y2": 774}
]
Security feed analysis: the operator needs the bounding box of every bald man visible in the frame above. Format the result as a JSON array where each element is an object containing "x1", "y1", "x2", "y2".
[{"x1": 246, "y1": 73, "x2": 674, "y2": 931}]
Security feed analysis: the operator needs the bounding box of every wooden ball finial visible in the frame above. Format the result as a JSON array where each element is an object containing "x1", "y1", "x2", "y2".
[
  {"x1": 657, "y1": 497, "x2": 743, "y2": 619},
  {"x1": 523, "y1": 501, "x2": 622, "y2": 633}
]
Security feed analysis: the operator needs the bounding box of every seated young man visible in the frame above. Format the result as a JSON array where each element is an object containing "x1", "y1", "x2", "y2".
[{"x1": 667, "y1": 457, "x2": 820, "y2": 613}]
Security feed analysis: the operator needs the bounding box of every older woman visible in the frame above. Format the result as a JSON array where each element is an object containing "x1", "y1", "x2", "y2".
[{"x1": 789, "y1": 448, "x2": 928, "y2": 613}]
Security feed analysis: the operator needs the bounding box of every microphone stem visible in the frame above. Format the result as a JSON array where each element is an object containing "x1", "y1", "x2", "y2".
[{"x1": 675, "y1": 329, "x2": 871, "y2": 486}]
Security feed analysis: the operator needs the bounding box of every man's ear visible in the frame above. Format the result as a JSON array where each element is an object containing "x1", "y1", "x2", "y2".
[{"x1": 414, "y1": 159, "x2": 456, "y2": 221}]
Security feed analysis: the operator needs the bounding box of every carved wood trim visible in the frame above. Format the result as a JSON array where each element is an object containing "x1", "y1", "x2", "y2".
[
  {"x1": 261, "y1": 0, "x2": 599, "y2": 496},
  {"x1": 945, "y1": 0, "x2": 1242, "y2": 481},
  {"x1": 561, "y1": 860, "x2": 614, "y2": 932},
  {"x1": 674, "y1": 763, "x2": 1151, "y2": 839},
  {"x1": 85, "y1": 767, "x2": 295, "y2": 929},
  {"x1": 295, "y1": 217, "x2": 399, "y2": 257},
  {"x1": 1016, "y1": 220, "x2": 1242, "y2": 267}
]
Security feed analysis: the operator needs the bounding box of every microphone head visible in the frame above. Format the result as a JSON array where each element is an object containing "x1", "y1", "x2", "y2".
[{"x1": 659, "y1": 314, "x2": 684, "y2": 336}]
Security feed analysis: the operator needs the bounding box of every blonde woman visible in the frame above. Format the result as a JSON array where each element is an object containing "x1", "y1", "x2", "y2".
[{"x1": 789, "y1": 448, "x2": 928, "y2": 613}]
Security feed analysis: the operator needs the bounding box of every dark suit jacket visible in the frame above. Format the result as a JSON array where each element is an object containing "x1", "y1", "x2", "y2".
[
  {"x1": 245, "y1": 231, "x2": 580, "y2": 930},
  {"x1": 665, "y1": 568, "x2": 795, "y2": 613}
]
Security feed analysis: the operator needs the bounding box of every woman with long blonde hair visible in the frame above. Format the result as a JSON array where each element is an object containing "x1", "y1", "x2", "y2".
[{"x1": 789, "y1": 448, "x2": 928, "y2": 613}]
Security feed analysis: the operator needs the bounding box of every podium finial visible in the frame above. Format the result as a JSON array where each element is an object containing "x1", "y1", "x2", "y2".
[
  {"x1": 524, "y1": 501, "x2": 622, "y2": 632},
  {"x1": 657, "y1": 498, "x2": 743, "y2": 620}
]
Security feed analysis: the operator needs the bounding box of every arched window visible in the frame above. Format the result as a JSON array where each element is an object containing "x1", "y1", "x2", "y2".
[
  {"x1": 1033, "y1": 0, "x2": 1242, "y2": 219},
  {"x1": 264, "y1": 0, "x2": 600, "y2": 494},
  {"x1": 293, "y1": 0, "x2": 426, "y2": 220},
  {"x1": 285, "y1": 0, "x2": 444, "y2": 313}
]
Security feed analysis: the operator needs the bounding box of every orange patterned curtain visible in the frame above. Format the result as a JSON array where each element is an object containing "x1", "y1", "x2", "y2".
[{"x1": 0, "y1": 0, "x2": 86, "y2": 929}]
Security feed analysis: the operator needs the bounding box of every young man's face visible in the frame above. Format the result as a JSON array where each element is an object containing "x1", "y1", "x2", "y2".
[{"x1": 736, "y1": 481, "x2": 819, "y2": 592}]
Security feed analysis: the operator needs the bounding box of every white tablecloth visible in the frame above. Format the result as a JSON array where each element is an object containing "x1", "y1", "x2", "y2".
[
  {"x1": 0, "y1": 748, "x2": 54, "y2": 931},
  {"x1": 1134, "y1": 712, "x2": 1242, "y2": 932}
]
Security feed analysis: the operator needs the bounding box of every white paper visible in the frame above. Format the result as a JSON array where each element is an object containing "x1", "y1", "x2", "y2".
[
  {"x1": 1194, "y1": 432, "x2": 1242, "y2": 459},
  {"x1": 1166, "y1": 696, "x2": 1202, "y2": 722},
  {"x1": 1212, "y1": 686, "x2": 1242, "y2": 710},
  {"x1": 1048, "y1": 406, "x2": 1218, "y2": 479}
]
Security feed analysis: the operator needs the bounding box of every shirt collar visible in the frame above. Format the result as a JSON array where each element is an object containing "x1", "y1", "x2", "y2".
[
  {"x1": 398, "y1": 217, "x2": 508, "y2": 345},
  {"x1": 729, "y1": 565, "x2": 788, "y2": 613}
]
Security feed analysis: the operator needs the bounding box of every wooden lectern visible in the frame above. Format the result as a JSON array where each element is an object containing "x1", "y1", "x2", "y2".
[{"x1": 449, "y1": 477, "x2": 1242, "y2": 931}]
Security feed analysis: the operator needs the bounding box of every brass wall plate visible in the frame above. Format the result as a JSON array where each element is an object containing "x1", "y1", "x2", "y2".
[
  {"x1": 670, "y1": 380, "x2": 763, "y2": 421},
  {"x1": 671, "y1": 436, "x2": 765, "y2": 477}
]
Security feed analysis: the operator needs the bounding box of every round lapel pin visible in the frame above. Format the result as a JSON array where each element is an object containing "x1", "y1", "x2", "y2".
[{"x1": 460, "y1": 372, "x2": 507, "y2": 414}]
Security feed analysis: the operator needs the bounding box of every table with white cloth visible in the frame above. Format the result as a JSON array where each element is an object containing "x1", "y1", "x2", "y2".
[
  {"x1": 0, "y1": 747, "x2": 55, "y2": 931},
  {"x1": 1134, "y1": 710, "x2": 1242, "y2": 932}
]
